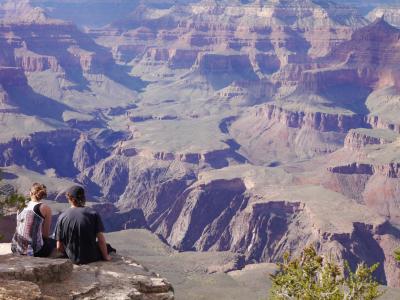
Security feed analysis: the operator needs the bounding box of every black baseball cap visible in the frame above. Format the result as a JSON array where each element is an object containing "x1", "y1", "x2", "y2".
[{"x1": 66, "y1": 185, "x2": 86, "y2": 201}]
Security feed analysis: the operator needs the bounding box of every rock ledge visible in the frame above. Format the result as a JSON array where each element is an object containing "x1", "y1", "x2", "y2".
[{"x1": 0, "y1": 254, "x2": 174, "y2": 300}]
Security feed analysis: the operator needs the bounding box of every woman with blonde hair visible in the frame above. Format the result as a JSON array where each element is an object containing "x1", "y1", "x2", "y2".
[{"x1": 11, "y1": 183, "x2": 56, "y2": 257}]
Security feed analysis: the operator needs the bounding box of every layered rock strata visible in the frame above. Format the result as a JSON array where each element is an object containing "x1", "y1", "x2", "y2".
[
  {"x1": 254, "y1": 104, "x2": 367, "y2": 133},
  {"x1": 91, "y1": 0, "x2": 366, "y2": 91},
  {"x1": 344, "y1": 129, "x2": 398, "y2": 150}
]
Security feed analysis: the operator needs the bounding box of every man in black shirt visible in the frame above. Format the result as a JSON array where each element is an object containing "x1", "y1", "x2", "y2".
[{"x1": 55, "y1": 186, "x2": 113, "y2": 264}]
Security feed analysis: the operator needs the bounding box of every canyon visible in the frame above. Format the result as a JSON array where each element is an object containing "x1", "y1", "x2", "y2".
[{"x1": 1, "y1": 0, "x2": 400, "y2": 298}]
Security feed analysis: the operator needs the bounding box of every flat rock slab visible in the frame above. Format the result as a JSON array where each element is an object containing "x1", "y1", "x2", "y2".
[{"x1": 0, "y1": 254, "x2": 73, "y2": 282}]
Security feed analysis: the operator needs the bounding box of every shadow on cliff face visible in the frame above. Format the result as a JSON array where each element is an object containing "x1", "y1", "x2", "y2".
[
  {"x1": 5, "y1": 82, "x2": 71, "y2": 121},
  {"x1": 239, "y1": 203, "x2": 293, "y2": 263},
  {"x1": 8, "y1": 21, "x2": 148, "y2": 93},
  {"x1": 320, "y1": 83, "x2": 372, "y2": 115},
  {"x1": 223, "y1": 139, "x2": 248, "y2": 164},
  {"x1": 156, "y1": 184, "x2": 302, "y2": 263},
  {"x1": 219, "y1": 116, "x2": 237, "y2": 134},
  {"x1": 104, "y1": 64, "x2": 149, "y2": 92},
  {"x1": 92, "y1": 203, "x2": 149, "y2": 232},
  {"x1": 155, "y1": 179, "x2": 298, "y2": 259},
  {"x1": 172, "y1": 179, "x2": 248, "y2": 251},
  {"x1": 0, "y1": 130, "x2": 81, "y2": 178},
  {"x1": 332, "y1": 222, "x2": 399, "y2": 285},
  {"x1": 0, "y1": 171, "x2": 17, "y2": 180}
]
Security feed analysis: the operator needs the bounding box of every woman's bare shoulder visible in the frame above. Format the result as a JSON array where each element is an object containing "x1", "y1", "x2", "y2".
[{"x1": 39, "y1": 202, "x2": 52, "y2": 215}]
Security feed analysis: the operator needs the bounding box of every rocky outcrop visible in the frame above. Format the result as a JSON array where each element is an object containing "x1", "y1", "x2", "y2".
[
  {"x1": 137, "y1": 47, "x2": 199, "y2": 69},
  {"x1": 154, "y1": 178, "x2": 247, "y2": 251},
  {"x1": 87, "y1": 156, "x2": 195, "y2": 223},
  {"x1": 169, "y1": 49, "x2": 199, "y2": 69},
  {"x1": 299, "y1": 68, "x2": 361, "y2": 92},
  {"x1": 153, "y1": 182, "x2": 299, "y2": 262},
  {"x1": 366, "y1": 115, "x2": 400, "y2": 134},
  {"x1": 328, "y1": 162, "x2": 400, "y2": 179},
  {"x1": 329, "y1": 126, "x2": 400, "y2": 178},
  {"x1": 0, "y1": 14, "x2": 124, "y2": 102},
  {"x1": 256, "y1": 104, "x2": 367, "y2": 133},
  {"x1": 344, "y1": 129, "x2": 397, "y2": 150},
  {"x1": 239, "y1": 104, "x2": 400, "y2": 142},
  {"x1": 0, "y1": 254, "x2": 174, "y2": 299},
  {"x1": 73, "y1": 134, "x2": 108, "y2": 172},
  {"x1": 309, "y1": 18, "x2": 400, "y2": 93},
  {"x1": 324, "y1": 17, "x2": 400, "y2": 66},
  {"x1": 328, "y1": 163, "x2": 374, "y2": 176},
  {"x1": 0, "y1": 9, "x2": 141, "y2": 123},
  {"x1": 113, "y1": 44, "x2": 147, "y2": 63},
  {"x1": 14, "y1": 52, "x2": 61, "y2": 73},
  {"x1": 0, "y1": 22, "x2": 112, "y2": 73}
]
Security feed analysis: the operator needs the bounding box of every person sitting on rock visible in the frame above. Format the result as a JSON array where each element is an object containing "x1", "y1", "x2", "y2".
[
  {"x1": 11, "y1": 183, "x2": 56, "y2": 257},
  {"x1": 55, "y1": 185, "x2": 115, "y2": 264}
]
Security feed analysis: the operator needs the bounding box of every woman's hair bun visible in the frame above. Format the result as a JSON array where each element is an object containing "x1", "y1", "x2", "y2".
[{"x1": 31, "y1": 183, "x2": 47, "y2": 200}]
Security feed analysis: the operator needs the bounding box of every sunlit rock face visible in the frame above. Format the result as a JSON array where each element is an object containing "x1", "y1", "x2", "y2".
[{"x1": 367, "y1": 6, "x2": 400, "y2": 28}]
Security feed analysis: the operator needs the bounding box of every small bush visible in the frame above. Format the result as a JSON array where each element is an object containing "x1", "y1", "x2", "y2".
[
  {"x1": 269, "y1": 246, "x2": 384, "y2": 300},
  {"x1": 394, "y1": 249, "x2": 400, "y2": 263},
  {"x1": 0, "y1": 171, "x2": 27, "y2": 240}
]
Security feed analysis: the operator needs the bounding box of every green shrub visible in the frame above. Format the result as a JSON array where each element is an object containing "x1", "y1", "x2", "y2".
[
  {"x1": 269, "y1": 246, "x2": 384, "y2": 300},
  {"x1": 394, "y1": 249, "x2": 400, "y2": 263},
  {"x1": 0, "y1": 170, "x2": 27, "y2": 240}
]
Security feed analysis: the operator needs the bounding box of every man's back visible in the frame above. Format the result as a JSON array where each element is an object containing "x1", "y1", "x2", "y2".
[{"x1": 55, "y1": 206, "x2": 104, "y2": 264}]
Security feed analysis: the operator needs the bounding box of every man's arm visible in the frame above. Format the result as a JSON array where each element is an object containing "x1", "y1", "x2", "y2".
[
  {"x1": 54, "y1": 215, "x2": 65, "y2": 253},
  {"x1": 97, "y1": 232, "x2": 111, "y2": 261}
]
